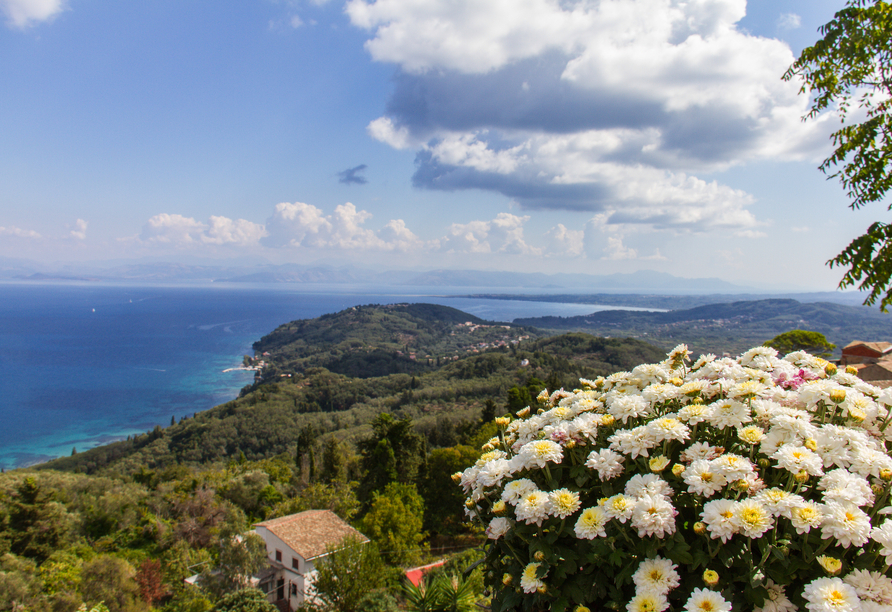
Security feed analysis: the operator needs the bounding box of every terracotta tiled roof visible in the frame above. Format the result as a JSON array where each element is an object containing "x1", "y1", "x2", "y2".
[
  {"x1": 255, "y1": 510, "x2": 366, "y2": 560},
  {"x1": 843, "y1": 341, "x2": 892, "y2": 354}
]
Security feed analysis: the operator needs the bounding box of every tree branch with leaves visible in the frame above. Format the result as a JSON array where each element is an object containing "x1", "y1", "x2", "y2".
[{"x1": 784, "y1": 0, "x2": 892, "y2": 308}]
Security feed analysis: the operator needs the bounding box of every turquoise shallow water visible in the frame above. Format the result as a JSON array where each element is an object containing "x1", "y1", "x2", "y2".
[{"x1": 0, "y1": 281, "x2": 612, "y2": 469}]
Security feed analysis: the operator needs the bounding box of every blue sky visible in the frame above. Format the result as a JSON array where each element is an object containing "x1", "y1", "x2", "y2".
[{"x1": 0, "y1": 0, "x2": 879, "y2": 290}]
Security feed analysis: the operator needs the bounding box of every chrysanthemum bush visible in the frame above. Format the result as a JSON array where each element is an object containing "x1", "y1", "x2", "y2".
[{"x1": 458, "y1": 345, "x2": 892, "y2": 612}]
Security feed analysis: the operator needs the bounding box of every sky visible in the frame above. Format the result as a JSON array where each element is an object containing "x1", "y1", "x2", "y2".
[{"x1": 0, "y1": 0, "x2": 882, "y2": 290}]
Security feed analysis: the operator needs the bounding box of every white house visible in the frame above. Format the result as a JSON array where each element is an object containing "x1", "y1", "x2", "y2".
[{"x1": 253, "y1": 509, "x2": 367, "y2": 611}]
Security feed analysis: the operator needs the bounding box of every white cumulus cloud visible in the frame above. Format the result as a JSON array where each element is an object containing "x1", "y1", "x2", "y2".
[
  {"x1": 1, "y1": 0, "x2": 65, "y2": 29},
  {"x1": 0, "y1": 225, "x2": 41, "y2": 238},
  {"x1": 70, "y1": 218, "x2": 87, "y2": 240},
  {"x1": 139, "y1": 213, "x2": 265, "y2": 246},
  {"x1": 351, "y1": 0, "x2": 836, "y2": 234},
  {"x1": 262, "y1": 201, "x2": 424, "y2": 251},
  {"x1": 440, "y1": 213, "x2": 541, "y2": 255}
]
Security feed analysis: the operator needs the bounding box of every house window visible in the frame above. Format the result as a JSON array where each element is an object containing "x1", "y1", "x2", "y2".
[
  {"x1": 275, "y1": 549, "x2": 282, "y2": 562},
  {"x1": 292, "y1": 558, "x2": 299, "y2": 571}
]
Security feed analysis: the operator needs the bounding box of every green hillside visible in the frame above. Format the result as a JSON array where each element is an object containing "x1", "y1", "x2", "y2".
[
  {"x1": 40, "y1": 304, "x2": 663, "y2": 476},
  {"x1": 515, "y1": 298, "x2": 892, "y2": 357}
]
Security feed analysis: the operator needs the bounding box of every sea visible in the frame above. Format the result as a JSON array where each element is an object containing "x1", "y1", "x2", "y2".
[{"x1": 0, "y1": 281, "x2": 626, "y2": 470}]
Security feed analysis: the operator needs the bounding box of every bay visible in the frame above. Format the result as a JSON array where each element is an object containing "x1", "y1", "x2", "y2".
[{"x1": 0, "y1": 281, "x2": 625, "y2": 469}]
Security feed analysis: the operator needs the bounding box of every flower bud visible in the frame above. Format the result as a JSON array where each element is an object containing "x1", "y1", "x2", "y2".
[
  {"x1": 829, "y1": 388, "x2": 846, "y2": 404},
  {"x1": 601, "y1": 414, "x2": 616, "y2": 427},
  {"x1": 566, "y1": 440, "x2": 577, "y2": 449},
  {"x1": 537, "y1": 390, "x2": 550, "y2": 404},
  {"x1": 502, "y1": 573, "x2": 513, "y2": 586},
  {"x1": 846, "y1": 365, "x2": 858, "y2": 376},
  {"x1": 825, "y1": 363, "x2": 838, "y2": 377},
  {"x1": 451, "y1": 472, "x2": 463, "y2": 484},
  {"x1": 693, "y1": 522, "x2": 707, "y2": 535},
  {"x1": 873, "y1": 484, "x2": 886, "y2": 497},
  {"x1": 492, "y1": 500, "x2": 507, "y2": 516},
  {"x1": 734, "y1": 479, "x2": 750, "y2": 492},
  {"x1": 516, "y1": 407, "x2": 530, "y2": 418},
  {"x1": 804, "y1": 438, "x2": 818, "y2": 452},
  {"x1": 575, "y1": 606, "x2": 591, "y2": 612},
  {"x1": 758, "y1": 458, "x2": 771, "y2": 469},
  {"x1": 817, "y1": 555, "x2": 842, "y2": 576},
  {"x1": 465, "y1": 499, "x2": 476, "y2": 509},
  {"x1": 537, "y1": 584, "x2": 548, "y2": 594},
  {"x1": 672, "y1": 463, "x2": 686, "y2": 477},
  {"x1": 495, "y1": 416, "x2": 511, "y2": 427},
  {"x1": 881, "y1": 469, "x2": 892, "y2": 482},
  {"x1": 649, "y1": 455, "x2": 670, "y2": 472},
  {"x1": 534, "y1": 550, "x2": 545, "y2": 562},
  {"x1": 691, "y1": 396, "x2": 704, "y2": 405},
  {"x1": 702, "y1": 570, "x2": 719, "y2": 587},
  {"x1": 669, "y1": 377, "x2": 684, "y2": 387},
  {"x1": 795, "y1": 470, "x2": 810, "y2": 483},
  {"x1": 849, "y1": 408, "x2": 866, "y2": 423}
]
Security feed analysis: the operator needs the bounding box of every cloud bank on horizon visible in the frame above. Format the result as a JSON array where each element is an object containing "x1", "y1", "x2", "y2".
[{"x1": 0, "y1": 0, "x2": 862, "y2": 290}]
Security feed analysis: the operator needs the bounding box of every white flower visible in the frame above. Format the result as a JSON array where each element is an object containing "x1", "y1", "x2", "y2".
[
  {"x1": 819, "y1": 468, "x2": 874, "y2": 507},
  {"x1": 520, "y1": 562, "x2": 545, "y2": 593},
  {"x1": 631, "y1": 363, "x2": 670, "y2": 386},
  {"x1": 678, "y1": 404, "x2": 711, "y2": 425},
  {"x1": 790, "y1": 501, "x2": 825, "y2": 534},
  {"x1": 607, "y1": 394, "x2": 651, "y2": 423},
  {"x1": 821, "y1": 502, "x2": 871, "y2": 548},
  {"x1": 627, "y1": 592, "x2": 669, "y2": 612},
  {"x1": 516, "y1": 439, "x2": 563, "y2": 470},
  {"x1": 603, "y1": 494, "x2": 635, "y2": 523},
  {"x1": 477, "y1": 458, "x2": 515, "y2": 488},
  {"x1": 684, "y1": 588, "x2": 732, "y2": 612},
  {"x1": 680, "y1": 442, "x2": 720, "y2": 463},
  {"x1": 701, "y1": 499, "x2": 738, "y2": 542},
  {"x1": 708, "y1": 399, "x2": 752, "y2": 429},
  {"x1": 711, "y1": 453, "x2": 754, "y2": 481},
  {"x1": 625, "y1": 474, "x2": 673, "y2": 500},
  {"x1": 514, "y1": 490, "x2": 553, "y2": 526},
  {"x1": 501, "y1": 478, "x2": 538, "y2": 505},
  {"x1": 684, "y1": 460, "x2": 727, "y2": 497},
  {"x1": 803, "y1": 577, "x2": 860, "y2": 612},
  {"x1": 754, "y1": 488, "x2": 805, "y2": 519},
  {"x1": 734, "y1": 499, "x2": 773, "y2": 538},
  {"x1": 549, "y1": 488, "x2": 581, "y2": 519},
  {"x1": 585, "y1": 448, "x2": 625, "y2": 481},
  {"x1": 574, "y1": 506, "x2": 610, "y2": 539},
  {"x1": 774, "y1": 444, "x2": 824, "y2": 477},
  {"x1": 755, "y1": 579, "x2": 797, "y2": 612},
  {"x1": 844, "y1": 568, "x2": 892, "y2": 604},
  {"x1": 872, "y1": 521, "x2": 892, "y2": 561},
  {"x1": 647, "y1": 417, "x2": 690, "y2": 443},
  {"x1": 609, "y1": 426, "x2": 659, "y2": 459},
  {"x1": 632, "y1": 556, "x2": 680, "y2": 595},
  {"x1": 631, "y1": 494, "x2": 677, "y2": 538},
  {"x1": 485, "y1": 517, "x2": 511, "y2": 539}
]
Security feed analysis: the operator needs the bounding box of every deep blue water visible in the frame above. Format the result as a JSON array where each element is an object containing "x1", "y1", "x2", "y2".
[{"x1": 0, "y1": 281, "x2": 614, "y2": 469}]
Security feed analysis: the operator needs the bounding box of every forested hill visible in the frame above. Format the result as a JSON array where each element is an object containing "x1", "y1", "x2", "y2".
[
  {"x1": 252, "y1": 302, "x2": 537, "y2": 378},
  {"x1": 38, "y1": 304, "x2": 663, "y2": 476},
  {"x1": 515, "y1": 298, "x2": 892, "y2": 357}
]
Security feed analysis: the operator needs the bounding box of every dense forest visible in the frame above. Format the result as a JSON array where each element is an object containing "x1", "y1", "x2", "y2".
[{"x1": 0, "y1": 303, "x2": 666, "y2": 612}]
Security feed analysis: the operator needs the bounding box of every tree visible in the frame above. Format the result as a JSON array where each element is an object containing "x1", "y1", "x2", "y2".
[
  {"x1": 419, "y1": 446, "x2": 480, "y2": 535},
  {"x1": 763, "y1": 329, "x2": 837, "y2": 357},
  {"x1": 313, "y1": 535, "x2": 386, "y2": 612},
  {"x1": 215, "y1": 588, "x2": 277, "y2": 612},
  {"x1": 7, "y1": 477, "x2": 70, "y2": 563},
  {"x1": 359, "y1": 482, "x2": 426, "y2": 566},
  {"x1": 784, "y1": 0, "x2": 892, "y2": 309},
  {"x1": 357, "y1": 414, "x2": 426, "y2": 501},
  {"x1": 79, "y1": 555, "x2": 147, "y2": 612}
]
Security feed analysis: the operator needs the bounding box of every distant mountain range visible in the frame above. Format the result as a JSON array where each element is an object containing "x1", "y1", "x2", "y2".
[{"x1": 0, "y1": 258, "x2": 775, "y2": 294}]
